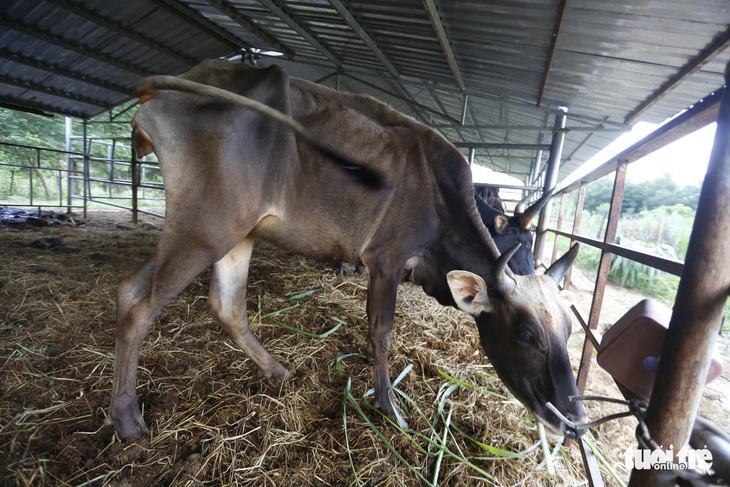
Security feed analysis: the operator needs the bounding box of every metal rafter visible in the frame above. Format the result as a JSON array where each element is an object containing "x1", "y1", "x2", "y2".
[
  {"x1": 452, "y1": 142, "x2": 551, "y2": 150},
  {"x1": 205, "y1": 0, "x2": 295, "y2": 59},
  {"x1": 341, "y1": 72, "x2": 457, "y2": 123},
  {"x1": 383, "y1": 79, "x2": 429, "y2": 124},
  {"x1": 537, "y1": 0, "x2": 569, "y2": 107},
  {"x1": 328, "y1": 0, "x2": 399, "y2": 78},
  {"x1": 0, "y1": 74, "x2": 112, "y2": 109},
  {"x1": 151, "y1": 0, "x2": 249, "y2": 51},
  {"x1": 430, "y1": 123, "x2": 626, "y2": 132},
  {"x1": 45, "y1": 0, "x2": 199, "y2": 66},
  {"x1": 258, "y1": 0, "x2": 342, "y2": 67},
  {"x1": 256, "y1": 52, "x2": 565, "y2": 116},
  {"x1": 425, "y1": 85, "x2": 467, "y2": 143},
  {"x1": 441, "y1": 95, "x2": 467, "y2": 137},
  {"x1": 0, "y1": 14, "x2": 151, "y2": 76},
  {"x1": 421, "y1": 0, "x2": 465, "y2": 90},
  {"x1": 0, "y1": 48, "x2": 130, "y2": 95},
  {"x1": 0, "y1": 99, "x2": 86, "y2": 118},
  {"x1": 625, "y1": 25, "x2": 730, "y2": 124}
]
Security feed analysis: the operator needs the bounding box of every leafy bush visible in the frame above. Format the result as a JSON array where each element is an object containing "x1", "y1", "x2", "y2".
[{"x1": 554, "y1": 203, "x2": 730, "y2": 332}]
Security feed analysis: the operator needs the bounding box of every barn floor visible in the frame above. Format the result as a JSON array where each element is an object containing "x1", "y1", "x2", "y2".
[{"x1": 0, "y1": 208, "x2": 725, "y2": 486}]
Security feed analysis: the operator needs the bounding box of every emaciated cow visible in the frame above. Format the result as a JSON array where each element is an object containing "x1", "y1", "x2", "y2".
[
  {"x1": 475, "y1": 190, "x2": 553, "y2": 275},
  {"x1": 110, "y1": 59, "x2": 586, "y2": 441}
]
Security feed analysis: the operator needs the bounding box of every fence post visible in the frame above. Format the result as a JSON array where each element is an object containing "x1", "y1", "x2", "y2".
[
  {"x1": 628, "y1": 61, "x2": 730, "y2": 487},
  {"x1": 131, "y1": 149, "x2": 138, "y2": 224},
  {"x1": 65, "y1": 117, "x2": 73, "y2": 212},
  {"x1": 576, "y1": 162, "x2": 627, "y2": 394},
  {"x1": 82, "y1": 120, "x2": 89, "y2": 218}
]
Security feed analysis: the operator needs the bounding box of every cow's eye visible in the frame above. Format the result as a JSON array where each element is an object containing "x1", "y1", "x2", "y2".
[{"x1": 517, "y1": 329, "x2": 535, "y2": 346}]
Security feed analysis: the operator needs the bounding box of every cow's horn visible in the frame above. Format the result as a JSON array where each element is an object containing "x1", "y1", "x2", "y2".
[
  {"x1": 517, "y1": 189, "x2": 555, "y2": 230},
  {"x1": 514, "y1": 191, "x2": 534, "y2": 215},
  {"x1": 493, "y1": 244, "x2": 519, "y2": 294},
  {"x1": 545, "y1": 243, "x2": 580, "y2": 285}
]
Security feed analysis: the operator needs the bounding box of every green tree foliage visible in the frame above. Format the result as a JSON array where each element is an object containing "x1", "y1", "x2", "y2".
[
  {"x1": 0, "y1": 103, "x2": 140, "y2": 202},
  {"x1": 0, "y1": 109, "x2": 68, "y2": 200},
  {"x1": 583, "y1": 173, "x2": 701, "y2": 214},
  {"x1": 0, "y1": 108, "x2": 66, "y2": 150},
  {"x1": 557, "y1": 183, "x2": 729, "y2": 331}
]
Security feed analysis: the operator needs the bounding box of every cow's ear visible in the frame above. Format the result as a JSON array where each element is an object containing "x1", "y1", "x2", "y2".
[
  {"x1": 494, "y1": 215, "x2": 509, "y2": 234},
  {"x1": 447, "y1": 271, "x2": 493, "y2": 315},
  {"x1": 558, "y1": 289, "x2": 575, "y2": 308}
]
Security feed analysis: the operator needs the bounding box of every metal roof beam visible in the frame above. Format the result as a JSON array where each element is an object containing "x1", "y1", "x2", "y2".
[
  {"x1": 383, "y1": 79, "x2": 429, "y2": 124},
  {"x1": 421, "y1": 0, "x2": 465, "y2": 90},
  {"x1": 0, "y1": 101, "x2": 54, "y2": 117},
  {"x1": 625, "y1": 26, "x2": 730, "y2": 124},
  {"x1": 0, "y1": 74, "x2": 112, "y2": 109},
  {"x1": 45, "y1": 0, "x2": 198, "y2": 66},
  {"x1": 430, "y1": 88, "x2": 468, "y2": 142},
  {"x1": 328, "y1": 0, "x2": 399, "y2": 77},
  {"x1": 452, "y1": 143, "x2": 552, "y2": 150},
  {"x1": 259, "y1": 0, "x2": 342, "y2": 67},
  {"x1": 0, "y1": 99, "x2": 87, "y2": 119},
  {"x1": 256, "y1": 52, "x2": 553, "y2": 113},
  {"x1": 431, "y1": 123, "x2": 628, "y2": 133},
  {"x1": 537, "y1": 0, "x2": 569, "y2": 107},
  {"x1": 342, "y1": 72, "x2": 458, "y2": 123},
  {"x1": 0, "y1": 14, "x2": 151, "y2": 77},
  {"x1": 151, "y1": 0, "x2": 249, "y2": 51},
  {"x1": 205, "y1": 0, "x2": 295, "y2": 59},
  {"x1": 0, "y1": 48, "x2": 130, "y2": 95}
]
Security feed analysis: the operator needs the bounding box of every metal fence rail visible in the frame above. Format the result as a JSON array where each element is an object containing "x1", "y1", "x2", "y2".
[
  {"x1": 0, "y1": 141, "x2": 84, "y2": 211},
  {"x1": 0, "y1": 132, "x2": 165, "y2": 220}
]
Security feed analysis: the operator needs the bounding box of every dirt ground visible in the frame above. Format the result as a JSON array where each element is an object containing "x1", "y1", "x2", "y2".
[{"x1": 1, "y1": 208, "x2": 728, "y2": 486}]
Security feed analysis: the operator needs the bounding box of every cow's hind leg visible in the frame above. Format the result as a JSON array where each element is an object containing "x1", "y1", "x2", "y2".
[
  {"x1": 208, "y1": 237, "x2": 291, "y2": 379},
  {"x1": 110, "y1": 244, "x2": 217, "y2": 439}
]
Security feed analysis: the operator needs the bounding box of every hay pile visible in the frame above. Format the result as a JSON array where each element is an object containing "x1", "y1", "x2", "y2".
[{"x1": 0, "y1": 210, "x2": 638, "y2": 486}]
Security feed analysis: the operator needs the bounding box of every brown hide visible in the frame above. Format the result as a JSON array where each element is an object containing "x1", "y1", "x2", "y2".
[{"x1": 110, "y1": 59, "x2": 584, "y2": 442}]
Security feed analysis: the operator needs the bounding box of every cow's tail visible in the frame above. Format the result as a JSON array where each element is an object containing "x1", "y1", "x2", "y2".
[{"x1": 133, "y1": 75, "x2": 384, "y2": 190}]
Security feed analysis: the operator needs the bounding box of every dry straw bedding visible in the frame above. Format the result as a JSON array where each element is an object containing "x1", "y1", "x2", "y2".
[{"x1": 0, "y1": 211, "x2": 643, "y2": 486}]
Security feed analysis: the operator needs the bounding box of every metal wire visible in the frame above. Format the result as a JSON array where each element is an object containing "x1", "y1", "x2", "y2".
[{"x1": 546, "y1": 395, "x2": 729, "y2": 485}]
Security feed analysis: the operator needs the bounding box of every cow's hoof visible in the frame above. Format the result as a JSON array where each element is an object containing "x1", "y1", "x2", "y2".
[
  {"x1": 264, "y1": 363, "x2": 293, "y2": 381},
  {"x1": 109, "y1": 399, "x2": 150, "y2": 440},
  {"x1": 374, "y1": 390, "x2": 409, "y2": 430},
  {"x1": 110, "y1": 412, "x2": 150, "y2": 440}
]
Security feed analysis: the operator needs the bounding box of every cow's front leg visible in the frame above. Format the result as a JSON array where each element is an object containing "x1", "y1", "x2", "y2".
[{"x1": 366, "y1": 262, "x2": 407, "y2": 428}]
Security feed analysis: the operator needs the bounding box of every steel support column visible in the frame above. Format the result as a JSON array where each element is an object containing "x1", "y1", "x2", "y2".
[
  {"x1": 534, "y1": 107, "x2": 567, "y2": 265},
  {"x1": 131, "y1": 149, "x2": 138, "y2": 224},
  {"x1": 65, "y1": 116, "x2": 73, "y2": 212},
  {"x1": 628, "y1": 62, "x2": 730, "y2": 487},
  {"x1": 82, "y1": 119, "x2": 89, "y2": 219}
]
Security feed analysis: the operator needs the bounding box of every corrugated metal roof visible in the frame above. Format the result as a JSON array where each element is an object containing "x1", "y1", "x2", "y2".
[{"x1": 0, "y1": 0, "x2": 728, "y2": 185}]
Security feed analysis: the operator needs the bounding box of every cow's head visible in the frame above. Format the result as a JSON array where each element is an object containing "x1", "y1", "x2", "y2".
[
  {"x1": 487, "y1": 190, "x2": 554, "y2": 276},
  {"x1": 446, "y1": 244, "x2": 586, "y2": 438}
]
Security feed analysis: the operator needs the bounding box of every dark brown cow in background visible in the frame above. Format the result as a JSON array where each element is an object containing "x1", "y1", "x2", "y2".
[
  {"x1": 110, "y1": 59, "x2": 586, "y2": 441},
  {"x1": 476, "y1": 186, "x2": 506, "y2": 213},
  {"x1": 474, "y1": 190, "x2": 553, "y2": 275}
]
